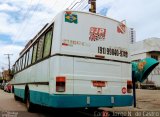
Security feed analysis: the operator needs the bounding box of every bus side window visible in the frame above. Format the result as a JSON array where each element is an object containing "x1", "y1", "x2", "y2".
[
  {"x1": 28, "y1": 47, "x2": 33, "y2": 65},
  {"x1": 14, "y1": 63, "x2": 16, "y2": 73},
  {"x1": 43, "y1": 29, "x2": 52, "y2": 58},
  {"x1": 16, "y1": 62, "x2": 18, "y2": 72},
  {"x1": 32, "y1": 43, "x2": 38, "y2": 64},
  {"x1": 18, "y1": 58, "x2": 22, "y2": 71},
  {"x1": 12, "y1": 65, "x2": 15, "y2": 74},
  {"x1": 20, "y1": 58, "x2": 23, "y2": 70},
  {"x1": 22, "y1": 54, "x2": 26, "y2": 69},
  {"x1": 17, "y1": 61, "x2": 19, "y2": 72},
  {"x1": 25, "y1": 51, "x2": 29, "y2": 68},
  {"x1": 37, "y1": 36, "x2": 44, "y2": 61}
]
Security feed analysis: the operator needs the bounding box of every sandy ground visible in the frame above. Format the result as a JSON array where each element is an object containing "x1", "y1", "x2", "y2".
[
  {"x1": 0, "y1": 89, "x2": 160, "y2": 117},
  {"x1": 0, "y1": 90, "x2": 26, "y2": 111},
  {"x1": 101, "y1": 89, "x2": 160, "y2": 112},
  {"x1": 136, "y1": 89, "x2": 160, "y2": 111}
]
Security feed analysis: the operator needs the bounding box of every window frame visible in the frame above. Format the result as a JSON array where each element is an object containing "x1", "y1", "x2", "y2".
[
  {"x1": 25, "y1": 51, "x2": 29, "y2": 68},
  {"x1": 28, "y1": 46, "x2": 33, "y2": 66},
  {"x1": 13, "y1": 23, "x2": 54, "y2": 74},
  {"x1": 37, "y1": 36, "x2": 45, "y2": 61},
  {"x1": 42, "y1": 28, "x2": 53, "y2": 58},
  {"x1": 32, "y1": 43, "x2": 38, "y2": 64},
  {"x1": 22, "y1": 54, "x2": 26, "y2": 69}
]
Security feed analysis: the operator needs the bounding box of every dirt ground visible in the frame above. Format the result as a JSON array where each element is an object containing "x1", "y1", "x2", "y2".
[
  {"x1": 101, "y1": 89, "x2": 160, "y2": 112},
  {"x1": 136, "y1": 89, "x2": 160, "y2": 111},
  {"x1": 0, "y1": 89, "x2": 160, "y2": 117}
]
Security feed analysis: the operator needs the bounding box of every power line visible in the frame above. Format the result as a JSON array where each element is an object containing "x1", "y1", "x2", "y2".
[
  {"x1": 14, "y1": 0, "x2": 33, "y2": 42},
  {"x1": 29, "y1": 0, "x2": 41, "y2": 18},
  {"x1": 81, "y1": 4, "x2": 89, "y2": 11},
  {"x1": 70, "y1": 0, "x2": 85, "y2": 10},
  {"x1": 73, "y1": 0, "x2": 88, "y2": 10},
  {"x1": 26, "y1": 0, "x2": 61, "y2": 41},
  {"x1": 16, "y1": 0, "x2": 40, "y2": 41},
  {"x1": 29, "y1": 0, "x2": 72, "y2": 38},
  {"x1": 67, "y1": 0, "x2": 76, "y2": 9},
  {"x1": 60, "y1": 0, "x2": 72, "y2": 10},
  {"x1": 22, "y1": 0, "x2": 33, "y2": 21}
]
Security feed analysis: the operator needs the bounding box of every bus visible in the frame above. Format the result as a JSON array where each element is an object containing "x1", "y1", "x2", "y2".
[{"x1": 11, "y1": 10, "x2": 133, "y2": 111}]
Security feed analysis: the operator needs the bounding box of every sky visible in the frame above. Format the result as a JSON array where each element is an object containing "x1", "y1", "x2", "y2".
[{"x1": 0, "y1": 0, "x2": 160, "y2": 70}]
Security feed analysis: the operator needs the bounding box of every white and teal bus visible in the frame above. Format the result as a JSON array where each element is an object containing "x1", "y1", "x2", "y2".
[{"x1": 12, "y1": 10, "x2": 133, "y2": 111}]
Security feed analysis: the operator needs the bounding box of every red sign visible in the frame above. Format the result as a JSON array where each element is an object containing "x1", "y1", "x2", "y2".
[
  {"x1": 93, "y1": 81, "x2": 106, "y2": 87},
  {"x1": 122, "y1": 87, "x2": 127, "y2": 94},
  {"x1": 117, "y1": 23, "x2": 126, "y2": 34},
  {"x1": 89, "y1": 27, "x2": 106, "y2": 41}
]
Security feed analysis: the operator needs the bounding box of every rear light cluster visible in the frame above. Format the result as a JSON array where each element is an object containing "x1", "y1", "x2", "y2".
[
  {"x1": 56, "y1": 76, "x2": 66, "y2": 92},
  {"x1": 127, "y1": 80, "x2": 133, "y2": 93}
]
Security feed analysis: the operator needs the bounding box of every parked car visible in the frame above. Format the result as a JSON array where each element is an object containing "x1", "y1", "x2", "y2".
[{"x1": 4, "y1": 83, "x2": 12, "y2": 93}]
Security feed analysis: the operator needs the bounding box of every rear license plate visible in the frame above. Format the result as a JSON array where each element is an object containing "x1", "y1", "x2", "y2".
[{"x1": 92, "y1": 81, "x2": 106, "y2": 87}]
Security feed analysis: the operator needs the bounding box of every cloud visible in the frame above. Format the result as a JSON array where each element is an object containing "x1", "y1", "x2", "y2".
[
  {"x1": 0, "y1": 3, "x2": 19, "y2": 11},
  {"x1": 0, "y1": 0, "x2": 77, "y2": 44},
  {"x1": 0, "y1": 41, "x2": 23, "y2": 70},
  {"x1": 0, "y1": 0, "x2": 160, "y2": 70},
  {"x1": 0, "y1": 0, "x2": 75, "y2": 70},
  {"x1": 0, "y1": 13, "x2": 18, "y2": 37},
  {"x1": 107, "y1": 0, "x2": 160, "y2": 41}
]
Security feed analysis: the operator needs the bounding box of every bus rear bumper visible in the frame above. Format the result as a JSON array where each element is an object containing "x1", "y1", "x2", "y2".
[
  {"x1": 14, "y1": 88, "x2": 133, "y2": 108},
  {"x1": 47, "y1": 94, "x2": 133, "y2": 108}
]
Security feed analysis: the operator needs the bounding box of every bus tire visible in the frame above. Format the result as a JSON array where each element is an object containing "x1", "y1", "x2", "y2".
[{"x1": 26, "y1": 91, "x2": 34, "y2": 112}]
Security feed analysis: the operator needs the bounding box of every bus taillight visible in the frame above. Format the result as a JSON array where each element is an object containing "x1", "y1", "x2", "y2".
[
  {"x1": 56, "y1": 76, "x2": 66, "y2": 92},
  {"x1": 127, "y1": 80, "x2": 132, "y2": 93}
]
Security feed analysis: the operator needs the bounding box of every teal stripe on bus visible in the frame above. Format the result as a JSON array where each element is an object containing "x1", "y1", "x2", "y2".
[
  {"x1": 14, "y1": 88, "x2": 133, "y2": 108},
  {"x1": 14, "y1": 88, "x2": 25, "y2": 100},
  {"x1": 29, "y1": 90, "x2": 133, "y2": 108}
]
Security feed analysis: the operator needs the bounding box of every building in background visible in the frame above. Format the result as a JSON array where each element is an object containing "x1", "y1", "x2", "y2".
[
  {"x1": 129, "y1": 28, "x2": 136, "y2": 44},
  {"x1": 130, "y1": 37, "x2": 160, "y2": 86},
  {"x1": 0, "y1": 72, "x2": 2, "y2": 78},
  {"x1": 2, "y1": 70, "x2": 11, "y2": 81},
  {"x1": 0, "y1": 72, "x2": 2, "y2": 83}
]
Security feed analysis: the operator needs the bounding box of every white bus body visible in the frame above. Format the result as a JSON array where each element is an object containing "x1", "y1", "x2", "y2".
[{"x1": 12, "y1": 11, "x2": 132, "y2": 110}]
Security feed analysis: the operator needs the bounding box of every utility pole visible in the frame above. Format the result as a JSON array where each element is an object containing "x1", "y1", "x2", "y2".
[
  {"x1": 1, "y1": 67, "x2": 4, "y2": 81},
  {"x1": 4, "y1": 54, "x2": 13, "y2": 74},
  {"x1": 88, "y1": 0, "x2": 96, "y2": 13}
]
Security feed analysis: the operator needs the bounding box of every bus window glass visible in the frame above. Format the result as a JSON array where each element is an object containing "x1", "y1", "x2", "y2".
[
  {"x1": 12, "y1": 65, "x2": 15, "y2": 73},
  {"x1": 20, "y1": 58, "x2": 23, "y2": 70},
  {"x1": 43, "y1": 30, "x2": 52, "y2": 58},
  {"x1": 13, "y1": 64, "x2": 16, "y2": 73},
  {"x1": 28, "y1": 47, "x2": 33, "y2": 65},
  {"x1": 32, "y1": 43, "x2": 38, "y2": 63},
  {"x1": 16, "y1": 62, "x2": 18, "y2": 72},
  {"x1": 25, "y1": 51, "x2": 29, "y2": 67},
  {"x1": 17, "y1": 61, "x2": 19, "y2": 71},
  {"x1": 37, "y1": 36, "x2": 44, "y2": 61},
  {"x1": 22, "y1": 54, "x2": 26, "y2": 69},
  {"x1": 19, "y1": 58, "x2": 22, "y2": 71},
  {"x1": 14, "y1": 63, "x2": 17, "y2": 73}
]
